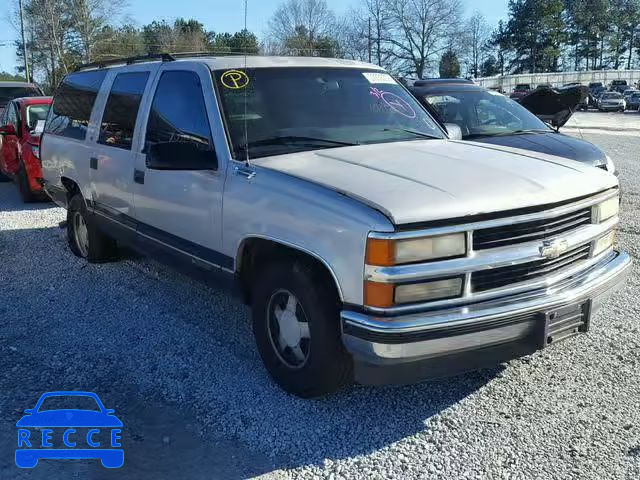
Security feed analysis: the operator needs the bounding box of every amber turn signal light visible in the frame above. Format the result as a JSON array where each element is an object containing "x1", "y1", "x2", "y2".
[
  {"x1": 365, "y1": 238, "x2": 395, "y2": 266},
  {"x1": 363, "y1": 281, "x2": 394, "y2": 308}
]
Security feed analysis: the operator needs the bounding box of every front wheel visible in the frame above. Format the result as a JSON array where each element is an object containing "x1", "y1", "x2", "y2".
[
  {"x1": 16, "y1": 162, "x2": 37, "y2": 203},
  {"x1": 251, "y1": 260, "x2": 353, "y2": 398},
  {"x1": 67, "y1": 194, "x2": 118, "y2": 262}
]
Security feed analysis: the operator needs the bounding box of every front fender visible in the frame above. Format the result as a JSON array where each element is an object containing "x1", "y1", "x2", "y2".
[{"x1": 222, "y1": 163, "x2": 393, "y2": 305}]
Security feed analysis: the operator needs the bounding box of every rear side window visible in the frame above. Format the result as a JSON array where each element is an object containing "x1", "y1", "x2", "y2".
[
  {"x1": 98, "y1": 72, "x2": 149, "y2": 150},
  {"x1": 45, "y1": 70, "x2": 107, "y2": 140},
  {"x1": 145, "y1": 71, "x2": 213, "y2": 151}
]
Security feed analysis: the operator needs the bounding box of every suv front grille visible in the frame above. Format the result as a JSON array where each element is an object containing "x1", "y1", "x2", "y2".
[
  {"x1": 473, "y1": 207, "x2": 592, "y2": 250},
  {"x1": 471, "y1": 244, "x2": 591, "y2": 293}
]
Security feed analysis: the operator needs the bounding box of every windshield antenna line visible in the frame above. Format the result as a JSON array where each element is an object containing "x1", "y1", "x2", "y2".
[{"x1": 243, "y1": 0, "x2": 251, "y2": 166}]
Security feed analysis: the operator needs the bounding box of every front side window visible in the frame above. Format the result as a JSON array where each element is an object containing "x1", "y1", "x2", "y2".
[
  {"x1": 213, "y1": 67, "x2": 444, "y2": 160},
  {"x1": 145, "y1": 71, "x2": 213, "y2": 153},
  {"x1": 45, "y1": 70, "x2": 107, "y2": 140},
  {"x1": 423, "y1": 89, "x2": 549, "y2": 139},
  {"x1": 99, "y1": 72, "x2": 150, "y2": 150}
]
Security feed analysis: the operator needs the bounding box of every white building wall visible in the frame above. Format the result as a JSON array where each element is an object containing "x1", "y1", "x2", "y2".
[{"x1": 475, "y1": 70, "x2": 640, "y2": 92}]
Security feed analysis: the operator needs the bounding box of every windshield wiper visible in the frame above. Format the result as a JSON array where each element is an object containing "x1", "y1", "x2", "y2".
[
  {"x1": 240, "y1": 135, "x2": 359, "y2": 150},
  {"x1": 491, "y1": 129, "x2": 549, "y2": 137},
  {"x1": 466, "y1": 129, "x2": 549, "y2": 139},
  {"x1": 382, "y1": 128, "x2": 441, "y2": 140}
]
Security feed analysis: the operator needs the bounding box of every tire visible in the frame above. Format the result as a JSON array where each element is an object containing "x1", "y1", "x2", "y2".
[
  {"x1": 16, "y1": 162, "x2": 37, "y2": 203},
  {"x1": 67, "y1": 193, "x2": 118, "y2": 262},
  {"x1": 251, "y1": 259, "x2": 353, "y2": 398}
]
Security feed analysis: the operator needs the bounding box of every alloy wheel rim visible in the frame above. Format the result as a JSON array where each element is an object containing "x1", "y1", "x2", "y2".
[
  {"x1": 73, "y1": 211, "x2": 89, "y2": 258},
  {"x1": 266, "y1": 289, "x2": 311, "y2": 369}
]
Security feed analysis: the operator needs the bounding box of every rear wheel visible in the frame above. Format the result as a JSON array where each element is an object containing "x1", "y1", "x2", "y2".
[
  {"x1": 251, "y1": 260, "x2": 353, "y2": 398},
  {"x1": 67, "y1": 194, "x2": 118, "y2": 262}
]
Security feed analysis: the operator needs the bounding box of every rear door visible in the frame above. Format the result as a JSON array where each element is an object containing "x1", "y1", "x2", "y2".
[
  {"x1": 132, "y1": 63, "x2": 228, "y2": 267},
  {"x1": 91, "y1": 66, "x2": 156, "y2": 222}
]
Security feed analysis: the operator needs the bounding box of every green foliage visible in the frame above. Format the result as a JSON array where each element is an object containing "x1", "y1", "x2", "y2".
[
  {"x1": 0, "y1": 71, "x2": 27, "y2": 82},
  {"x1": 480, "y1": 56, "x2": 499, "y2": 77},
  {"x1": 492, "y1": 0, "x2": 640, "y2": 74},
  {"x1": 439, "y1": 50, "x2": 461, "y2": 78},
  {"x1": 283, "y1": 25, "x2": 340, "y2": 57}
]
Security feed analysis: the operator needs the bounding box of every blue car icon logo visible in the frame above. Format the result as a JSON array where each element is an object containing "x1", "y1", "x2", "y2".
[{"x1": 16, "y1": 391, "x2": 123, "y2": 468}]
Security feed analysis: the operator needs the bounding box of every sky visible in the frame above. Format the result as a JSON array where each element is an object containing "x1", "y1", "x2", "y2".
[{"x1": 0, "y1": 0, "x2": 508, "y2": 74}]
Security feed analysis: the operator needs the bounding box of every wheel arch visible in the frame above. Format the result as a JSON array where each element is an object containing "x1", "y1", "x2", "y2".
[
  {"x1": 236, "y1": 235, "x2": 344, "y2": 305},
  {"x1": 60, "y1": 176, "x2": 83, "y2": 205}
]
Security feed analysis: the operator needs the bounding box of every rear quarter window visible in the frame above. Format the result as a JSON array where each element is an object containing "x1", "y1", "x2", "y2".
[{"x1": 45, "y1": 70, "x2": 107, "y2": 140}]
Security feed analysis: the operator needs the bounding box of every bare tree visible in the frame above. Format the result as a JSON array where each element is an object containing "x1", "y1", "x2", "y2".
[
  {"x1": 464, "y1": 11, "x2": 491, "y2": 78},
  {"x1": 385, "y1": 0, "x2": 463, "y2": 78},
  {"x1": 70, "y1": 0, "x2": 128, "y2": 63},
  {"x1": 268, "y1": 0, "x2": 337, "y2": 53}
]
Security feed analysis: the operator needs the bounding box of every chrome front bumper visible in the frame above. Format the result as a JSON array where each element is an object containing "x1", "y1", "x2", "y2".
[{"x1": 342, "y1": 251, "x2": 631, "y2": 384}]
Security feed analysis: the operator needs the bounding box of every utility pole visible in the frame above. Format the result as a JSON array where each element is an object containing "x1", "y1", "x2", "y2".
[
  {"x1": 18, "y1": 0, "x2": 30, "y2": 82},
  {"x1": 368, "y1": 17, "x2": 372, "y2": 64}
]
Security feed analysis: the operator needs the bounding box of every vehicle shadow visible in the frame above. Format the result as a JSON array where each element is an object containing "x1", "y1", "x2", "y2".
[
  {"x1": 0, "y1": 185, "x2": 55, "y2": 213},
  {"x1": 0, "y1": 221, "x2": 503, "y2": 479}
]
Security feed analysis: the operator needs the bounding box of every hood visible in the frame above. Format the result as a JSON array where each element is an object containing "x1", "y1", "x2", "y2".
[
  {"x1": 469, "y1": 132, "x2": 606, "y2": 167},
  {"x1": 253, "y1": 140, "x2": 617, "y2": 226},
  {"x1": 519, "y1": 85, "x2": 589, "y2": 128}
]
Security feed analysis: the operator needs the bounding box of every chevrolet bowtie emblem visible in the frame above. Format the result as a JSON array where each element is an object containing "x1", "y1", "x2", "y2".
[{"x1": 539, "y1": 239, "x2": 569, "y2": 259}]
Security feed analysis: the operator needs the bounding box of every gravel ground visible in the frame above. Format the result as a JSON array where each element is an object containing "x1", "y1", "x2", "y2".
[{"x1": 0, "y1": 133, "x2": 639, "y2": 479}]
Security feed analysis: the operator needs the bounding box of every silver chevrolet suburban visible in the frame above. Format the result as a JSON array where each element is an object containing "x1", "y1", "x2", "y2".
[{"x1": 41, "y1": 54, "x2": 631, "y2": 398}]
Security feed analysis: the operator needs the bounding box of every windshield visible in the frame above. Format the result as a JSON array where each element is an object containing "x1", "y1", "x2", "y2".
[
  {"x1": 602, "y1": 93, "x2": 622, "y2": 100},
  {"x1": 0, "y1": 86, "x2": 41, "y2": 106},
  {"x1": 423, "y1": 89, "x2": 549, "y2": 139},
  {"x1": 213, "y1": 67, "x2": 444, "y2": 159},
  {"x1": 38, "y1": 395, "x2": 101, "y2": 412},
  {"x1": 26, "y1": 104, "x2": 50, "y2": 131}
]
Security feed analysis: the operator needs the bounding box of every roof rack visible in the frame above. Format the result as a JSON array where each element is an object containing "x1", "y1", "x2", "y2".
[{"x1": 74, "y1": 51, "x2": 249, "y2": 72}]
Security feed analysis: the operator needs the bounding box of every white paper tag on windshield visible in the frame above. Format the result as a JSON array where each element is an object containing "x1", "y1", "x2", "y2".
[{"x1": 362, "y1": 72, "x2": 396, "y2": 85}]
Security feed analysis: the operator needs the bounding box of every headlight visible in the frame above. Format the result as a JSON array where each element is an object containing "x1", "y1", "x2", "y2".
[
  {"x1": 593, "y1": 197, "x2": 619, "y2": 223},
  {"x1": 366, "y1": 233, "x2": 466, "y2": 266},
  {"x1": 364, "y1": 277, "x2": 464, "y2": 307},
  {"x1": 394, "y1": 277, "x2": 463, "y2": 304},
  {"x1": 593, "y1": 231, "x2": 616, "y2": 257}
]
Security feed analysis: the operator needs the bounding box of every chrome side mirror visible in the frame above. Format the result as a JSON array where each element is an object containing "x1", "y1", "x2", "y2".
[{"x1": 444, "y1": 123, "x2": 463, "y2": 140}]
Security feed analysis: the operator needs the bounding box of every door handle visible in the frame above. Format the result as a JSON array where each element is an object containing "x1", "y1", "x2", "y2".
[
  {"x1": 90, "y1": 157, "x2": 98, "y2": 170},
  {"x1": 134, "y1": 169, "x2": 145, "y2": 184}
]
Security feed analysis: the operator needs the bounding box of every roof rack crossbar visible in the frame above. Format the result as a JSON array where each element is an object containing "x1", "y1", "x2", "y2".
[
  {"x1": 74, "y1": 53, "x2": 176, "y2": 72},
  {"x1": 73, "y1": 51, "x2": 250, "y2": 72}
]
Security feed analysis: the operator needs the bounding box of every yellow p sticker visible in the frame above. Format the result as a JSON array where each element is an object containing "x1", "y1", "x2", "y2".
[{"x1": 221, "y1": 70, "x2": 250, "y2": 89}]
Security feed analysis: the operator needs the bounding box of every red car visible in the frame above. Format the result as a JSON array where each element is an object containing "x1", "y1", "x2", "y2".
[{"x1": 0, "y1": 96, "x2": 52, "y2": 202}]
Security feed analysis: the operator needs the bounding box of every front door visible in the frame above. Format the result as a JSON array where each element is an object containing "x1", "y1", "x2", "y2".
[{"x1": 132, "y1": 64, "x2": 227, "y2": 268}]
